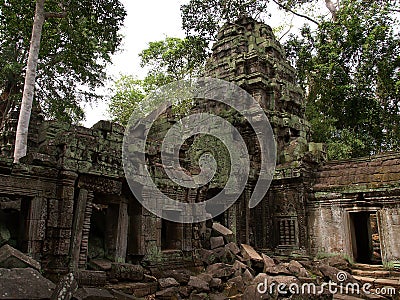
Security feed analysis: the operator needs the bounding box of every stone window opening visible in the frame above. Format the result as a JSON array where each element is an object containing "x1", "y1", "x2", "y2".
[{"x1": 275, "y1": 216, "x2": 299, "y2": 249}]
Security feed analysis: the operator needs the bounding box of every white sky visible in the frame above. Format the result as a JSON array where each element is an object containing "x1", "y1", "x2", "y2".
[{"x1": 83, "y1": 0, "x2": 323, "y2": 127}]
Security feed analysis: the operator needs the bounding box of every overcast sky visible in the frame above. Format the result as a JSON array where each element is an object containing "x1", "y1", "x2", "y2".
[{"x1": 83, "y1": 0, "x2": 322, "y2": 127}]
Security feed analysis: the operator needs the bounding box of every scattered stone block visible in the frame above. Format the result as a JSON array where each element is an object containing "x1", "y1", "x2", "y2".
[
  {"x1": 74, "y1": 270, "x2": 107, "y2": 286},
  {"x1": 0, "y1": 244, "x2": 41, "y2": 270},
  {"x1": 206, "y1": 263, "x2": 235, "y2": 278},
  {"x1": 110, "y1": 289, "x2": 139, "y2": 300},
  {"x1": 110, "y1": 263, "x2": 144, "y2": 282},
  {"x1": 288, "y1": 260, "x2": 309, "y2": 278},
  {"x1": 73, "y1": 287, "x2": 115, "y2": 300},
  {"x1": 158, "y1": 277, "x2": 179, "y2": 289},
  {"x1": 210, "y1": 236, "x2": 225, "y2": 249},
  {"x1": 261, "y1": 253, "x2": 275, "y2": 270},
  {"x1": 155, "y1": 287, "x2": 179, "y2": 299},
  {"x1": 240, "y1": 244, "x2": 262, "y2": 262},
  {"x1": 188, "y1": 276, "x2": 210, "y2": 292},
  {"x1": 0, "y1": 268, "x2": 55, "y2": 299},
  {"x1": 88, "y1": 259, "x2": 112, "y2": 271},
  {"x1": 212, "y1": 223, "x2": 234, "y2": 242},
  {"x1": 225, "y1": 242, "x2": 240, "y2": 255}
]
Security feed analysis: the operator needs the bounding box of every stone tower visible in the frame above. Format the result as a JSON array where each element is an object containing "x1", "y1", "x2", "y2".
[{"x1": 205, "y1": 16, "x2": 310, "y2": 165}]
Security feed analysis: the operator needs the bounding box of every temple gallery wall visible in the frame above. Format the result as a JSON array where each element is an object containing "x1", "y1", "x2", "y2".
[{"x1": 0, "y1": 17, "x2": 399, "y2": 279}]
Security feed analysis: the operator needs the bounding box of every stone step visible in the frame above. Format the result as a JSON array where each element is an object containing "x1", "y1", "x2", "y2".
[
  {"x1": 352, "y1": 263, "x2": 385, "y2": 271},
  {"x1": 351, "y1": 269, "x2": 392, "y2": 278},
  {"x1": 353, "y1": 275, "x2": 400, "y2": 289}
]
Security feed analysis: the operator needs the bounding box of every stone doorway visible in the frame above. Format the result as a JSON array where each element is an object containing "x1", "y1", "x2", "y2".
[{"x1": 349, "y1": 211, "x2": 382, "y2": 264}]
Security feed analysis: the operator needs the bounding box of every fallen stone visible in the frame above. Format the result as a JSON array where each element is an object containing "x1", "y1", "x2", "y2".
[
  {"x1": 0, "y1": 268, "x2": 55, "y2": 299},
  {"x1": 0, "y1": 244, "x2": 41, "y2": 270},
  {"x1": 188, "y1": 276, "x2": 210, "y2": 292},
  {"x1": 158, "y1": 277, "x2": 180, "y2": 289},
  {"x1": 242, "y1": 269, "x2": 254, "y2": 285},
  {"x1": 211, "y1": 247, "x2": 236, "y2": 264},
  {"x1": 212, "y1": 223, "x2": 234, "y2": 242},
  {"x1": 74, "y1": 270, "x2": 107, "y2": 286},
  {"x1": 210, "y1": 236, "x2": 225, "y2": 249},
  {"x1": 243, "y1": 284, "x2": 271, "y2": 299},
  {"x1": 110, "y1": 263, "x2": 144, "y2": 282},
  {"x1": 110, "y1": 289, "x2": 139, "y2": 300},
  {"x1": 225, "y1": 242, "x2": 240, "y2": 255},
  {"x1": 190, "y1": 293, "x2": 208, "y2": 300},
  {"x1": 209, "y1": 293, "x2": 228, "y2": 300},
  {"x1": 73, "y1": 287, "x2": 115, "y2": 300},
  {"x1": 232, "y1": 260, "x2": 248, "y2": 273},
  {"x1": 179, "y1": 286, "x2": 190, "y2": 298},
  {"x1": 51, "y1": 272, "x2": 78, "y2": 300},
  {"x1": 197, "y1": 273, "x2": 213, "y2": 284},
  {"x1": 319, "y1": 265, "x2": 356, "y2": 284},
  {"x1": 264, "y1": 264, "x2": 291, "y2": 276},
  {"x1": 155, "y1": 287, "x2": 179, "y2": 299},
  {"x1": 288, "y1": 260, "x2": 309, "y2": 278},
  {"x1": 206, "y1": 263, "x2": 235, "y2": 278},
  {"x1": 88, "y1": 258, "x2": 112, "y2": 271},
  {"x1": 240, "y1": 244, "x2": 262, "y2": 262},
  {"x1": 197, "y1": 248, "x2": 216, "y2": 265},
  {"x1": 320, "y1": 256, "x2": 351, "y2": 273},
  {"x1": 106, "y1": 282, "x2": 157, "y2": 298},
  {"x1": 262, "y1": 254, "x2": 275, "y2": 270},
  {"x1": 209, "y1": 278, "x2": 222, "y2": 289},
  {"x1": 161, "y1": 269, "x2": 191, "y2": 284},
  {"x1": 227, "y1": 276, "x2": 245, "y2": 293}
]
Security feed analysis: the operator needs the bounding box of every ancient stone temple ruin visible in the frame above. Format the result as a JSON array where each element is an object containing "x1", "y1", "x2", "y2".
[{"x1": 0, "y1": 16, "x2": 399, "y2": 298}]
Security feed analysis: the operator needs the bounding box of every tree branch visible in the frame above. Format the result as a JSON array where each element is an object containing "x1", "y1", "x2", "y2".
[
  {"x1": 325, "y1": 0, "x2": 338, "y2": 21},
  {"x1": 271, "y1": 0, "x2": 319, "y2": 25},
  {"x1": 44, "y1": 11, "x2": 67, "y2": 19}
]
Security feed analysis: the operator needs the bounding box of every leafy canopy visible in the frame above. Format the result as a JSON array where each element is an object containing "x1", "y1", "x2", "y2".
[
  {"x1": 285, "y1": 0, "x2": 400, "y2": 159},
  {"x1": 0, "y1": 0, "x2": 126, "y2": 123},
  {"x1": 109, "y1": 36, "x2": 206, "y2": 125}
]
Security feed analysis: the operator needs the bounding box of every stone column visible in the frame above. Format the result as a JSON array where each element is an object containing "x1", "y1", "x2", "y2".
[
  {"x1": 70, "y1": 188, "x2": 89, "y2": 270},
  {"x1": 78, "y1": 191, "x2": 93, "y2": 268},
  {"x1": 26, "y1": 196, "x2": 47, "y2": 260},
  {"x1": 115, "y1": 201, "x2": 128, "y2": 262}
]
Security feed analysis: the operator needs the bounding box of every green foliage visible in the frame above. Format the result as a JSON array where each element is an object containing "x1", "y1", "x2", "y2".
[
  {"x1": 108, "y1": 76, "x2": 146, "y2": 126},
  {"x1": 0, "y1": 0, "x2": 126, "y2": 123},
  {"x1": 180, "y1": 0, "x2": 316, "y2": 42},
  {"x1": 109, "y1": 37, "x2": 205, "y2": 125},
  {"x1": 285, "y1": 0, "x2": 400, "y2": 159},
  {"x1": 139, "y1": 36, "x2": 207, "y2": 81}
]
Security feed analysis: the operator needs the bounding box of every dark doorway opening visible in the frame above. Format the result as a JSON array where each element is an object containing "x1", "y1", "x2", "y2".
[
  {"x1": 88, "y1": 203, "x2": 119, "y2": 261},
  {"x1": 161, "y1": 211, "x2": 182, "y2": 251},
  {"x1": 350, "y1": 211, "x2": 382, "y2": 264},
  {"x1": 0, "y1": 197, "x2": 29, "y2": 252}
]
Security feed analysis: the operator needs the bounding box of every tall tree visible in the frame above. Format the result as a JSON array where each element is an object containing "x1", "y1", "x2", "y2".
[
  {"x1": 285, "y1": 0, "x2": 400, "y2": 159},
  {"x1": 13, "y1": 0, "x2": 45, "y2": 163},
  {"x1": 0, "y1": 0, "x2": 126, "y2": 162}
]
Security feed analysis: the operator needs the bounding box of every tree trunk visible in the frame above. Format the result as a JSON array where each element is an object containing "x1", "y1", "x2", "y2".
[
  {"x1": 325, "y1": 0, "x2": 338, "y2": 21},
  {"x1": 13, "y1": 0, "x2": 45, "y2": 163}
]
